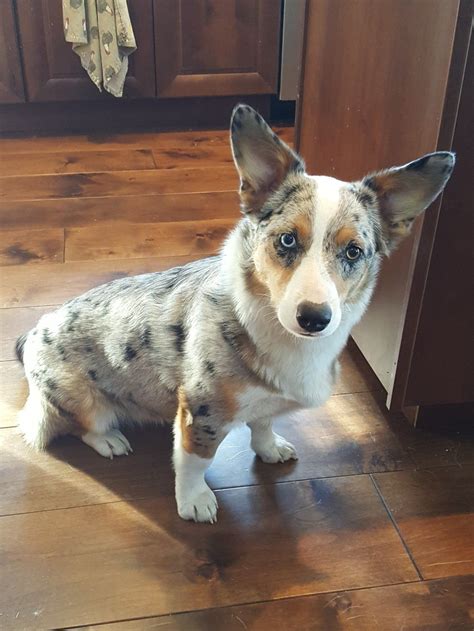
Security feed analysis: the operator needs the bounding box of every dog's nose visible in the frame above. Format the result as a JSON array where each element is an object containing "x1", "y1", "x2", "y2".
[{"x1": 296, "y1": 301, "x2": 332, "y2": 333}]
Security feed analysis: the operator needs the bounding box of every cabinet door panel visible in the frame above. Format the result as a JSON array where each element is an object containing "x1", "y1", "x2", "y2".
[
  {"x1": 16, "y1": 0, "x2": 155, "y2": 102},
  {"x1": 154, "y1": 0, "x2": 281, "y2": 97},
  {"x1": 0, "y1": 0, "x2": 25, "y2": 103}
]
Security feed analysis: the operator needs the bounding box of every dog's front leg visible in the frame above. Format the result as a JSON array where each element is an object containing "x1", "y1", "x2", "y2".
[
  {"x1": 248, "y1": 418, "x2": 298, "y2": 464},
  {"x1": 173, "y1": 398, "x2": 228, "y2": 523}
]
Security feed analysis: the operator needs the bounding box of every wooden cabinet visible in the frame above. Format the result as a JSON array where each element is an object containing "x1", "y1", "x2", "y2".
[
  {"x1": 297, "y1": 0, "x2": 473, "y2": 424},
  {"x1": 154, "y1": 0, "x2": 281, "y2": 97},
  {"x1": 0, "y1": 1, "x2": 282, "y2": 131},
  {"x1": 15, "y1": 0, "x2": 155, "y2": 101},
  {"x1": 0, "y1": 1, "x2": 25, "y2": 103}
]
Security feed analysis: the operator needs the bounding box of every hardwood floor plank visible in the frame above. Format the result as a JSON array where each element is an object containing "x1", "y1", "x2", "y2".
[
  {"x1": 0, "y1": 426, "x2": 175, "y2": 515},
  {"x1": 151, "y1": 144, "x2": 234, "y2": 169},
  {"x1": 0, "y1": 254, "x2": 201, "y2": 308},
  {"x1": 0, "y1": 305, "x2": 52, "y2": 361},
  {"x1": 374, "y1": 466, "x2": 474, "y2": 579},
  {"x1": 0, "y1": 191, "x2": 240, "y2": 231},
  {"x1": 208, "y1": 390, "x2": 411, "y2": 489},
  {"x1": 0, "y1": 167, "x2": 238, "y2": 201},
  {"x1": 0, "y1": 149, "x2": 156, "y2": 176},
  {"x1": 0, "y1": 361, "x2": 26, "y2": 428},
  {"x1": 0, "y1": 227, "x2": 64, "y2": 266},
  {"x1": 0, "y1": 127, "x2": 294, "y2": 155},
  {"x1": 81, "y1": 575, "x2": 474, "y2": 631},
  {"x1": 65, "y1": 218, "x2": 235, "y2": 262},
  {"x1": 0, "y1": 476, "x2": 417, "y2": 629},
  {"x1": 0, "y1": 388, "x2": 412, "y2": 516}
]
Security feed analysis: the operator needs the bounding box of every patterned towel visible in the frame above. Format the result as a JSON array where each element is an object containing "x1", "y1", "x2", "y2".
[{"x1": 62, "y1": 0, "x2": 136, "y2": 97}]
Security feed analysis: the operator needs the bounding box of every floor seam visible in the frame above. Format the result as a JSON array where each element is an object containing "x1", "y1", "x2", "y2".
[{"x1": 369, "y1": 473, "x2": 424, "y2": 581}]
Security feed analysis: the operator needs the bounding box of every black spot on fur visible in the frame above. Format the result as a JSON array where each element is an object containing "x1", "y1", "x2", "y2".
[
  {"x1": 141, "y1": 326, "x2": 152, "y2": 348},
  {"x1": 356, "y1": 190, "x2": 375, "y2": 206},
  {"x1": 205, "y1": 293, "x2": 220, "y2": 306},
  {"x1": 202, "y1": 424, "x2": 216, "y2": 436},
  {"x1": 290, "y1": 159, "x2": 304, "y2": 174},
  {"x1": 42, "y1": 329, "x2": 53, "y2": 345},
  {"x1": 57, "y1": 344, "x2": 67, "y2": 361},
  {"x1": 220, "y1": 321, "x2": 238, "y2": 350},
  {"x1": 277, "y1": 183, "x2": 302, "y2": 210},
  {"x1": 88, "y1": 369, "x2": 97, "y2": 381},
  {"x1": 124, "y1": 344, "x2": 137, "y2": 361},
  {"x1": 205, "y1": 360, "x2": 215, "y2": 375},
  {"x1": 15, "y1": 334, "x2": 27, "y2": 364},
  {"x1": 169, "y1": 323, "x2": 185, "y2": 354},
  {"x1": 363, "y1": 176, "x2": 379, "y2": 192},
  {"x1": 67, "y1": 310, "x2": 80, "y2": 332},
  {"x1": 85, "y1": 345, "x2": 93, "y2": 353},
  {"x1": 46, "y1": 378, "x2": 57, "y2": 390},
  {"x1": 196, "y1": 404, "x2": 210, "y2": 417}
]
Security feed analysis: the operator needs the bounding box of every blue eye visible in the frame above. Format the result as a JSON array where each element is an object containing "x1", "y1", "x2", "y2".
[
  {"x1": 345, "y1": 244, "x2": 362, "y2": 261},
  {"x1": 280, "y1": 233, "x2": 296, "y2": 248}
]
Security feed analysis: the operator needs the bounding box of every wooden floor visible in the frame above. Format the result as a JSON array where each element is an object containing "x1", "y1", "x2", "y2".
[{"x1": 0, "y1": 128, "x2": 473, "y2": 631}]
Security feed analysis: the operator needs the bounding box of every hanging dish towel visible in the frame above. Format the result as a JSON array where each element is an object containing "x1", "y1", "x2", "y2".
[{"x1": 62, "y1": 0, "x2": 136, "y2": 97}]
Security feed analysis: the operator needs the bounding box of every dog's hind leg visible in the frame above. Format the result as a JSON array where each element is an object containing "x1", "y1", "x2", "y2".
[
  {"x1": 18, "y1": 384, "x2": 66, "y2": 450},
  {"x1": 79, "y1": 399, "x2": 133, "y2": 459}
]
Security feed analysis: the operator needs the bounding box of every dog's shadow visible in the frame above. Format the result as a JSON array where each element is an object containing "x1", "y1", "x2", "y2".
[{"x1": 45, "y1": 422, "x2": 335, "y2": 617}]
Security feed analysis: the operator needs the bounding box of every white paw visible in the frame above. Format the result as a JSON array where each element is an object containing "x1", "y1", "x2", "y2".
[
  {"x1": 252, "y1": 432, "x2": 298, "y2": 464},
  {"x1": 176, "y1": 485, "x2": 218, "y2": 523},
  {"x1": 82, "y1": 429, "x2": 133, "y2": 459}
]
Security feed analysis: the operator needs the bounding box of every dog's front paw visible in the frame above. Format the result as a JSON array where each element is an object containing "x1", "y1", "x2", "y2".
[
  {"x1": 176, "y1": 485, "x2": 218, "y2": 523},
  {"x1": 252, "y1": 432, "x2": 298, "y2": 464}
]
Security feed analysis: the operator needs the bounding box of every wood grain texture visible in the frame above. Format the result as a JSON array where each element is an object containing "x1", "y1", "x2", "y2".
[
  {"x1": 208, "y1": 391, "x2": 411, "y2": 490},
  {"x1": 0, "y1": 149, "x2": 156, "y2": 176},
  {"x1": 0, "y1": 305, "x2": 53, "y2": 361},
  {"x1": 82, "y1": 575, "x2": 474, "y2": 631},
  {"x1": 0, "y1": 228, "x2": 64, "y2": 266},
  {"x1": 296, "y1": 0, "x2": 461, "y2": 408},
  {"x1": 65, "y1": 218, "x2": 236, "y2": 262},
  {"x1": 0, "y1": 127, "x2": 294, "y2": 155},
  {"x1": 0, "y1": 387, "x2": 410, "y2": 516},
  {"x1": 154, "y1": 0, "x2": 281, "y2": 97},
  {"x1": 0, "y1": 476, "x2": 417, "y2": 629},
  {"x1": 0, "y1": 0, "x2": 25, "y2": 103},
  {"x1": 374, "y1": 466, "x2": 474, "y2": 579},
  {"x1": 0, "y1": 192, "x2": 240, "y2": 231},
  {"x1": 0, "y1": 254, "x2": 202, "y2": 308},
  {"x1": 0, "y1": 125, "x2": 472, "y2": 630},
  {"x1": 0, "y1": 167, "x2": 238, "y2": 201}
]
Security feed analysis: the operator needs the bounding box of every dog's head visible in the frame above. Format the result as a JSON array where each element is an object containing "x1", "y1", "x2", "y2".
[{"x1": 230, "y1": 104, "x2": 455, "y2": 339}]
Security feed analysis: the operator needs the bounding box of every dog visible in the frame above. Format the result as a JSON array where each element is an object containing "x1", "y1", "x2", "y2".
[{"x1": 15, "y1": 104, "x2": 454, "y2": 523}]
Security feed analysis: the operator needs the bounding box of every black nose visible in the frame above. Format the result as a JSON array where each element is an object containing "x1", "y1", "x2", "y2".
[{"x1": 296, "y1": 301, "x2": 332, "y2": 333}]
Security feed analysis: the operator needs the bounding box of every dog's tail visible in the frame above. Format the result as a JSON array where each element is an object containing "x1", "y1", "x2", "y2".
[{"x1": 15, "y1": 333, "x2": 28, "y2": 365}]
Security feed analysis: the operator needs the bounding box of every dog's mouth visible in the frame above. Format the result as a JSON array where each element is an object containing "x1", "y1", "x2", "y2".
[{"x1": 279, "y1": 320, "x2": 333, "y2": 340}]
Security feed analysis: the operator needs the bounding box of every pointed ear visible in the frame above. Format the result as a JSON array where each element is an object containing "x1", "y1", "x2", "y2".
[
  {"x1": 230, "y1": 104, "x2": 305, "y2": 217},
  {"x1": 361, "y1": 152, "x2": 455, "y2": 252}
]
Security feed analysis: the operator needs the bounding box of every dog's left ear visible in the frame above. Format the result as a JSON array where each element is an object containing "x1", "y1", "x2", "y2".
[
  {"x1": 230, "y1": 104, "x2": 304, "y2": 218},
  {"x1": 361, "y1": 152, "x2": 455, "y2": 253}
]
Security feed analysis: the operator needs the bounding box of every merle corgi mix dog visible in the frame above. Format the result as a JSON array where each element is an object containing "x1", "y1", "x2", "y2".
[{"x1": 16, "y1": 105, "x2": 454, "y2": 523}]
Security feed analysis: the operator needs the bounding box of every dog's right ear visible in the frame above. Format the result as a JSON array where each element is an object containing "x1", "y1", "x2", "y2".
[{"x1": 230, "y1": 104, "x2": 304, "y2": 218}]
